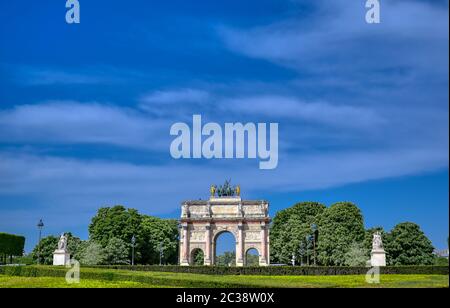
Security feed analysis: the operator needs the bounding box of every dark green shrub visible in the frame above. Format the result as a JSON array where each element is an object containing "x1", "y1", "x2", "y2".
[
  {"x1": 86, "y1": 265, "x2": 449, "y2": 276},
  {"x1": 0, "y1": 232, "x2": 25, "y2": 263}
]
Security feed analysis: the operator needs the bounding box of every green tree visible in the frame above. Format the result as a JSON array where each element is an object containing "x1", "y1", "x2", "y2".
[
  {"x1": 270, "y1": 202, "x2": 326, "y2": 264},
  {"x1": 434, "y1": 256, "x2": 449, "y2": 266},
  {"x1": 216, "y1": 251, "x2": 236, "y2": 266},
  {"x1": 65, "y1": 233, "x2": 83, "y2": 259},
  {"x1": 0, "y1": 232, "x2": 25, "y2": 264},
  {"x1": 384, "y1": 222, "x2": 434, "y2": 265},
  {"x1": 79, "y1": 241, "x2": 105, "y2": 265},
  {"x1": 88, "y1": 206, "x2": 178, "y2": 265},
  {"x1": 72, "y1": 240, "x2": 89, "y2": 262},
  {"x1": 31, "y1": 235, "x2": 58, "y2": 265},
  {"x1": 138, "y1": 216, "x2": 179, "y2": 264},
  {"x1": 344, "y1": 242, "x2": 369, "y2": 266},
  {"x1": 317, "y1": 202, "x2": 365, "y2": 266},
  {"x1": 88, "y1": 205, "x2": 142, "y2": 249},
  {"x1": 245, "y1": 250, "x2": 259, "y2": 266},
  {"x1": 192, "y1": 249, "x2": 204, "y2": 265},
  {"x1": 104, "y1": 237, "x2": 130, "y2": 265}
]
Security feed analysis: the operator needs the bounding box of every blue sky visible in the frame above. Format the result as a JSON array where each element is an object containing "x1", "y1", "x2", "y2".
[{"x1": 0, "y1": 0, "x2": 448, "y2": 253}]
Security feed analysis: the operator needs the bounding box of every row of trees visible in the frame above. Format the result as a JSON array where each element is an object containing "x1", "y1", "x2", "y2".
[
  {"x1": 0, "y1": 232, "x2": 25, "y2": 264},
  {"x1": 32, "y1": 206, "x2": 179, "y2": 265},
  {"x1": 29, "y1": 202, "x2": 441, "y2": 266},
  {"x1": 270, "y1": 202, "x2": 436, "y2": 266}
]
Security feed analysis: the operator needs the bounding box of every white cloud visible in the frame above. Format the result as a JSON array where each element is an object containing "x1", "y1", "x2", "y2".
[
  {"x1": 0, "y1": 143, "x2": 447, "y2": 216},
  {"x1": 12, "y1": 66, "x2": 128, "y2": 86},
  {"x1": 140, "y1": 88, "x2": 210, "y2": 105},
  {"x1": 219, "y1": 0, "x2": 448, "y2": 77},
  {"x1": 0, "y1": 101, "x2": 169, "y2": 151},
  {"x1": 220, "y1": 95, "x2": 383, "y2": 128}
]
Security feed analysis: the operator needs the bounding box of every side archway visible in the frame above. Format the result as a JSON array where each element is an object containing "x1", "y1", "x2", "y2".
[
  {"x1": 245, "y1": 248, "x2": 260, "y2": 266},
  {"x1": 190, "y1": 248, "x2": 204, "y2": 265}
]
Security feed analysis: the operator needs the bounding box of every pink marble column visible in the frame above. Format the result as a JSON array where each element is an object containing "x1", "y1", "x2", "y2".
[
  {"x1": 181, "y1": 223, "x2": 189, "y2": 265},
  {"x1": 204, "y1": 224, "x2": 211, "y2": 265},
  {"x1": 236, "y1": 224, "x2": 244, "y2": 266},
  {"x1": 260, "y1": 222, "x2": 267, "y2": 265}
]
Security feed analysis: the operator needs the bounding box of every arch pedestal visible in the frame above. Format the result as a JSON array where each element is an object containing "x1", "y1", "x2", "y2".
[{"x1": 179, "y1": 197, "x2": 270, "y2": 266}]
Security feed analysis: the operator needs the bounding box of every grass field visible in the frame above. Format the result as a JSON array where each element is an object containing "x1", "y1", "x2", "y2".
[
  {"x1": 0, "y1": 275, "x2": 172, "y2": 288},
  {"x1": 0, "y1": 266, "x2": 448, "y2": 288}
]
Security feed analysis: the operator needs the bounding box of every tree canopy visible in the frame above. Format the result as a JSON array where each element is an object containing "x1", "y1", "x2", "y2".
[
  {"x1": 270, "y1": 201, "x2": 436, "y2": 266},
  {"x1": 104, "y1": 237, "x2": 130, "y2": 265},
  {"x1": 384, "y1": 222, "x2": 435, "y2": 265},
  {"x1": 89, "y1": 205, "x2": 141, "y2": 248},
  {"x1": 88, "y1": 205, "x2": 178, "y2": 265},
  {"x1": 31, "y1": 235, "x2": 58, "y2": 265},
  {"x1": 317, "y1": 202, "x2": 365, "y2": 266},
  {"x1": 270, "y1": 201, "x2": 326, "y2": 264},
  {"x1": 0, "y1": 232, "x2": 25, "y2": 264},
  {"x1": 138, "y1": 215, "x2": 179, "y2": 265}
]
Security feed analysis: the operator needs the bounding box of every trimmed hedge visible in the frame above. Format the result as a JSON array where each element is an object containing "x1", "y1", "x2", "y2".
[
  {"x1": 0, "y1": 233, "x2": 25, "y2": 263},
  {"x1": 86, "y1": 265, "x2": 449, "y2": 276}
]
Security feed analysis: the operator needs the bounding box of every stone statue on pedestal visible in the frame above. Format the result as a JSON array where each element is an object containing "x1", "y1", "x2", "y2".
[
  {"x1": 53, "y1": 233, "x2": 70, "y2": 266},
  {"x1": 372, "y1": 232, "x2": 383, "y2": 250},
  {"x1": 57, "y1": 233, "x2": 68, "y2": 250},
  {"x1": 370, "y1": 231, "x2": 386, "y2": 266}
]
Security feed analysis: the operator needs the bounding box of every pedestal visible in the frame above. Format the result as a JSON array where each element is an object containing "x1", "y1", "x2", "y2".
[
  {"x1": 370, "y1": 249, "x2": 386, "y2": 266},
  {"x1": 53, "y1": 250, "x2": 70, "y2": 266}
]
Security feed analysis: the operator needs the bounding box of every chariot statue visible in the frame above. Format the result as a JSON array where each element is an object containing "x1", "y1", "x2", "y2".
[{"x1": 212, "y1": 180, "x2": 240, "y2": 197}]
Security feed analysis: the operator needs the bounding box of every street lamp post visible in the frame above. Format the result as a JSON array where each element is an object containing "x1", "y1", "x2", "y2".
[
  {"x1": 131, "y1": 235, "x2": 136, "y2": 266},
  {"x1": 37, "y1": 219, "x2": 44, "y2": 265}
]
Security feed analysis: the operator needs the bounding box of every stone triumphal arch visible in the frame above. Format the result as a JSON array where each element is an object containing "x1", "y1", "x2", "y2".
[{"x1": 179, "y1": 182, "x2": 270, "y2": 266}]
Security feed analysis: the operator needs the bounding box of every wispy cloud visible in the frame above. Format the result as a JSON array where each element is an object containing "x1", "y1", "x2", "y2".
[
  {"x1": 0, "y1": 101, "x2": 169, "y2": 151},
  {"x1": 140, "y1": 88, "x2": 211, "y2": 105},
  {"x1": 139, "y1": 88, "x2": 212, "y2": 118},
  {"x1": 0, "y1": 144, "x2": 446, "y2": 215},
  {"x1": 11, "y1": 65, "x2": 147, "y2": 86},
  {"x1": 220, "y1": 95, "x2": 383, "y2": 129},
  {"x1": 219, "y1": 0, "x2": 449, "y2": 79}
]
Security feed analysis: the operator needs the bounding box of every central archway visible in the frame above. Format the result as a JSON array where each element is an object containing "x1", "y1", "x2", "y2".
[{"x1": 213, "y1": 231, "x2": 236, "y2": 266}]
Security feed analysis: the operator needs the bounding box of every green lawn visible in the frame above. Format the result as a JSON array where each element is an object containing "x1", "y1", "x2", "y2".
[
  {"x1": 0, "y1": 275, "x2": 172, "y2": 288},
  {"x1": 0, "y1": 266, "x2": 448, "y2": 288}
]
